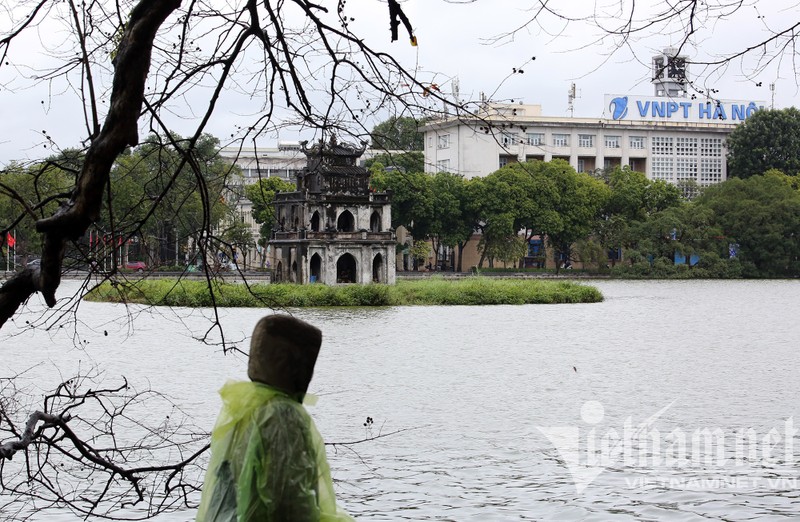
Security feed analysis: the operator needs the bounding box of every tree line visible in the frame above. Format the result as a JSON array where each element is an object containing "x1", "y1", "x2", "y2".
[
  {"x1": 369, "y1": 161, "x2": 799, "y2": 278},
  {"x1": 0, "y1": 133, "x2": 248, "y2": 271},
  {"x1": 5, "y1": 110, "x2": 799, "y2": 279},
  {"x1": 374, "y1": 162, "x2": 800, "y2": 277}
]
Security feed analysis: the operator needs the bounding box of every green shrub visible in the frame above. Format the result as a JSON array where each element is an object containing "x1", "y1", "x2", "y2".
[
  {"x1": 610, "y1": 252, "x2": 744, "y2": 279},
  {"x1": 85, "y1": 277, "x2": 603, "y2": 307}
]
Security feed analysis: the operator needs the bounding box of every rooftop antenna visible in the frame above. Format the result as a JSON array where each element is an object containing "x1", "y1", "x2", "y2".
[
  {"x1": 567, "y1": 82, "x2": 578, "y2": 117},
  {"x1": 444, "y1": 77, "x2": 460, "y2": 116}
]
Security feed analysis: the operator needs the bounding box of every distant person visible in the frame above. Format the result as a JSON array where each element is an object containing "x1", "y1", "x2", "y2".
[{"x1": 196, "y1": 315, "x2": 354, "y2": 521}]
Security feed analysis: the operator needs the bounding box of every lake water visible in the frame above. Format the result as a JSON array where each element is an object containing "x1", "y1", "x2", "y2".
[{"x1": 2, "y1": 279, "x2": 800, "y2": 520}]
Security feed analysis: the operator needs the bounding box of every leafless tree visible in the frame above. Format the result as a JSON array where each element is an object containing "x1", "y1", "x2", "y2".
[{"x1": 0, "y1": 367, "x2": 209, "y2": 520}]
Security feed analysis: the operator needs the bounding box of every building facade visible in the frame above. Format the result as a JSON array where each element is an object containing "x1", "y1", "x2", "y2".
[{"x1": 422, "y1": 101, "x2": 759, "y2": 185}]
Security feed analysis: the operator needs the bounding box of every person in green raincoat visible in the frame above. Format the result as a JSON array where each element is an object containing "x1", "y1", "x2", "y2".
[{"x1": 196, "y1": 315, "x2": 354, "y2": 521}]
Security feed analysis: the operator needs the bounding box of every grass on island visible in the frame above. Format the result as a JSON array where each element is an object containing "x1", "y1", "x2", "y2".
[{"x1": 84, "y1": 278, "x2": 603, "y2": 307}]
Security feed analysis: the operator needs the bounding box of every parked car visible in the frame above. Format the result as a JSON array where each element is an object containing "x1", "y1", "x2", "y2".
[
  {"x1": 125, "y1": 261, "x2": 147, "y2": 272},
  {"x1": 26, "y1": 258, "x2": 41, "y2": 269}
]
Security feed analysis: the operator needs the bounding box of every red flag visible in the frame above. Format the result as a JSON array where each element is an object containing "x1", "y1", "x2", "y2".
[{"x1": 6, "y1": 232, "x2": 15, "y2": 248}]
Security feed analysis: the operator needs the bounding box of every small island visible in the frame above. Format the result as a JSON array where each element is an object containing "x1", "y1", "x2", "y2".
[{"x1": 84, "y1": 278, "x2": 603, "y2": 307}]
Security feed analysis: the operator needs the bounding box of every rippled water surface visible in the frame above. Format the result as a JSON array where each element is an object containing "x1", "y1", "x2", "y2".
[{"x1": 3, "y1": 279, "x2": 800, "y2": 520}]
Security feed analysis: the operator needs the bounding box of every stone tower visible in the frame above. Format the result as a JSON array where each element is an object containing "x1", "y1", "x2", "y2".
[{"x1": 269, "y1": 136, "x2": 396, "y2": 284}]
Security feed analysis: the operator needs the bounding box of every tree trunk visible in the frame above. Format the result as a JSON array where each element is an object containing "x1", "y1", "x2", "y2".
[{"x1": 0, "y1": 0, "x2": 182, "y2": 328}]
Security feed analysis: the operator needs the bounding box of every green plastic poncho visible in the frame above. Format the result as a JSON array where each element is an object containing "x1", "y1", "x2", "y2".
[{"x1": 196, "y1": 381, "x2": 354, "y2": 521}]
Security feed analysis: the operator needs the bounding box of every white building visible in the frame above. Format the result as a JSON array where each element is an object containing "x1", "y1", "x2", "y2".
[
  {"x1": 423, "y1": 48, "x2": 765, "y2": 185},
  {"x1": 423, "y1": 99, "x2": 766, "y2": 185}
]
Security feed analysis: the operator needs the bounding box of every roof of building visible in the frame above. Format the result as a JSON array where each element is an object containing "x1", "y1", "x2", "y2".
[{"x1": 301, "y1": 136, "x2": 368, "y2": 158}]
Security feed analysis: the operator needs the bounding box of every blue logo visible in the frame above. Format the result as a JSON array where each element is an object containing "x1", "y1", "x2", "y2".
[{"x1": 609, "y1": 96, "x2": 628, "y2": 120}]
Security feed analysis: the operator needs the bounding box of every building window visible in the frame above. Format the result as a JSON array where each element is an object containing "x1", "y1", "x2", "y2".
[
  {"x1": 651, "y1": 136, "x2": 675, "y2": 181},
  {"x1": 577, "y1": 159, "x2": 585, "y2": 172},
  {"x1": 700, "y1": 138, "x2": 724, "y2": 184},
  {"x1": 526, "y1": 133, "x2": 544, "y2": 146},
  {"x1": 436, "y1": 159, "x2": 450, "y2": 172},
  {"x1": 676, "y1": 136, "x2": 698, "y2": 156},
  {"x1": 499, "y1": 155, "x2": 517, "y2": 168},
  {"x1": 578, "y1": 134, "x2": 595, "y2": 148},
  {"x1": 700, "y1": 137, "x2": 723, "y2": 157},
  {"x1": 605, "y1": 135, "x2": 621, "y2": 148},
  {"x1": 242, "y1": 168, "x2": 266, "y2": 180},
  {"x1": 629, "y1": 136, "x2": 645, "y2": 149},
  {"x1": 651, "y1": 157, "x2": 674, "y2": 181},
  {"x1": 651, "y1": 136, "x2": 674, "y2": 156},
  {"x1": 629, "y1": 158, "x2": 646, "y2": 171},
  {"x1": 700, "y1": 158, "x2": 723, "y2": 184},
  {"x1": 501, "y1": 132, "x2": 517, "y2": 147},
  {"x1": 676, "y1": 157, "x2": 698, "y2": 181},
  {"x1": 553, "y1": 133, "x2": 569, "y2": 147},
  {"x1": 437, "y1": 134, "x2": 450, "y2": 149}
]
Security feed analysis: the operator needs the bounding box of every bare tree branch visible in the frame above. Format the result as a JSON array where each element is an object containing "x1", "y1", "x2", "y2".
[{"x1": 0, "y1": 371, "x2": 209, "y2": 519}]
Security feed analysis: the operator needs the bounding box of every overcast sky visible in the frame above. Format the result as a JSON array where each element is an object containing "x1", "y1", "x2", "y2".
[{"x1": 0, "y1": 1, "x2": 797, "y2": 164}]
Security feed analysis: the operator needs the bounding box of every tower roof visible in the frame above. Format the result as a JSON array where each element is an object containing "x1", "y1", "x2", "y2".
[{"x1": 300, "y1": 135, "x2": 367, "y2": 160}]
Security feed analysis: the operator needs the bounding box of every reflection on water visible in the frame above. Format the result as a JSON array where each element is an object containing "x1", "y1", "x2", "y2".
[{"x1": 3, "y1": 280, "x2": 800, "y2": 520}]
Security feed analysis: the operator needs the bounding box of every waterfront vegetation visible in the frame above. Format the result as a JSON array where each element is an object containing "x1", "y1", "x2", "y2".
[{"x1": 84, "y1": 278, "x2": 603, "y2": 307}]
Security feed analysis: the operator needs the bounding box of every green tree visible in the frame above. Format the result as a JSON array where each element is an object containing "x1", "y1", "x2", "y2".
[
  {"x1": 697, "y1": 173, "x2": 800, "y2": 276},
  {"x1": 364, "y1": 151, "x2": 424, "y2": 174},
  {"x1": 470, "y1": 160, "x2": 607, "y2": 271},
  {"x1": 598, "y1": 167, "x2": 681, "y2": 265},
  {"x1": 245, "y1": 176, "x2": 295, "y2": 260},
  {"x1": 477, "y1": 213, "x2": 528, "y2": 268},
  {"x1": 370, "y1": 116, "x2": 424, "y2": 151},
  {"x1": 409, "y1": 239, "x2": 431, "y2": 270},
  {"x1": 541, "y1": 161, "x2": 611, "y2": 273},
  {"x1": 370, "y1": 165, "x2": 434, "y2": 238},
  {"x1": 727, "y1": 108, "x2": 800, "y2": 179},
  {"x1": 371, "y1": 167, "x2": 474, "y2": 270},
  {"x1": 0, "y1": 157, "x2": 75, "y2": 266},
  {"x1": 429, "y1": 171, "x2": 476, "y2": 271},
  {"x1": 108, "y1": 133, "x2": 233, "y2": 268},
  {"x1": 606, "y1": 167, "x2": 681, "y2": 221},
  {"x1": 469, "y1": 163, "x2": 541, "y2": 267},
  {"x1": 628, "y1": 203, "x2": 722, "y2": 266},
  {"x1": 499, "y1": 161, "x2": 563, "y2": 243},
  {"x1": 219, "y1": 215, "x2": 254, "y2": 269}
]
